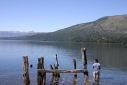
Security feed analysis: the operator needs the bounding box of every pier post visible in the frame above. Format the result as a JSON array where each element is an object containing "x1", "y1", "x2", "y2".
[
  {"x1": 37, "y1": 57, "x2": 46, "y2": 85},
  {"x1": 81, "y1": 48, "x2": 87, "y2": 69},
  {"x1": 73, "y1": 58, "x2": 77, "y2": 77},
  {"x1": 73, "y1": 58, "x2": 77, "y2": 85},
  {"x1": 22, "y1": 56, "x2": 30, "y2": 85},
  {"x1": 81, "y1": 48, "x2": 89, "y2": 85},
  {"x1": 50, "y1": 64, "x2": 54, "y2": 84},
  {"x1": 55, "y1": 54, "x2": 59, "y2": 67},
  {"x1": 54, "y1": 54, "x2": 60, "y2": 78}
]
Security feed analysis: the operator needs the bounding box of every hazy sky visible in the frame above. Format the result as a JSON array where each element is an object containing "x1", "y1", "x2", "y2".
[{"x1": 0, "y1": 0, "x2": 127, "y2": 32}]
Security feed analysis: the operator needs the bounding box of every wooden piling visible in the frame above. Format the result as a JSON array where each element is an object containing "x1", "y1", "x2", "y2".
[
  {"x1": 54, "y1": 54, "x2": 60, "y2": 78},
  {"x1": 22, "y1": 47, "x2": 89, "y2": 85},
  {"x1": 55, "y1": 54, "x2": 59, "y2": 67},
  {"x1": 22, "y1": 56, "x2": 30, "y2": 85},
  {"x1": 81, "y1": 48, "x2": 89, "y2": 85},
  {"x1": 73, "y1": 59, "x2": 77, "y2": 77},
  {"x1": 73, "y1": 58, "x2": 77, "y2": 85},
  {"x1": 50, "y1": 64, "x2": 54, "y2": 76},
  {"x1": 50, "y1": 64, "x2": 54, "y2": 84},
  {"x1": 81, "y1": 48, "x2": 87, "y2": 69},
  {"x1": 37, "y1": 57, "x2": 46, "y2": 85}
]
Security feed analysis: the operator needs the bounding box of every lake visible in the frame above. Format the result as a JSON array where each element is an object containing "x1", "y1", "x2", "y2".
[{"x1": 0, "y1": 40, "x2": 127, "y2": 85}]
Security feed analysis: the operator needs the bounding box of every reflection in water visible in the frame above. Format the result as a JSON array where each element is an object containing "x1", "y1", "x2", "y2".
[
  {"x1": 92, "y1": 82, "x2": 100, "y2": 85},
  {"x1": 89, "y1": 43, "x2": 127, "y2": 71},
  {"x1": 50, "y1": 75, "x2": 78, "y2": 85},
  {"x1": 50, "y1": 75, "x2": 60, "y2": 85},
  {"x1": 73, "y1": 76, "x2": 77, "y2": 85}
]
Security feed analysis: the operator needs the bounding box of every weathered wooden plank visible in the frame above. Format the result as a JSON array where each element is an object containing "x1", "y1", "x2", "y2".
[{"x1": 38, "y1": 69, "x2": 88, "y2": 73}]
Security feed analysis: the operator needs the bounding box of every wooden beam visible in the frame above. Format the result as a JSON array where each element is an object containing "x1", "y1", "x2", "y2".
[{"x1": 38, "y1": 69, "x2": 88, "y2": 73}]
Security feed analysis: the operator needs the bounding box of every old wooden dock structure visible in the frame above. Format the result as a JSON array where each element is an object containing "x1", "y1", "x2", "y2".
[{"x1": 22, "y1": 48, "x2": 89, "y2": 85}]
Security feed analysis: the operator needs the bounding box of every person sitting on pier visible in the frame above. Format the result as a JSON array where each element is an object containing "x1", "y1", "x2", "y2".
[{"x1": 93, "y1": 59, "x2": 101, "y2": 81}]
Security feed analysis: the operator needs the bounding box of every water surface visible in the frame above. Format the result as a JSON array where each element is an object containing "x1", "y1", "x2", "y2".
[{"x1": 0, "y1": 40, "x2": 127, "y2": 85}]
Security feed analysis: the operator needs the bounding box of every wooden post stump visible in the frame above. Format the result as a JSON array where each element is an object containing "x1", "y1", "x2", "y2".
[
  {"x1": 73, "y1": 58, "x2": 77, "y2": 85},
  {"x1": 54, "y1": 54, "x2": 60, "y2": 78},
  {"x1": 50, "y1": 64, "x2": 54, "y2": 84},
  {"x1": 55, "y1": 54, "x2": 59, "y2": 67},
  {"x1": 81, "y1": 48, "x2": 87, "y2": 69},
  {"x1": 22, "y1": 56, "x2": 30, "y2": 85},
  {"x1": 81, "y1": 48, "x2": 89, "y2": 85},
  {"x1": 73, "y1": 58, "x2": 77, "y2": 77},
  {"x1": 37, "y1": 57, "x2": 46, "y2": 85}
]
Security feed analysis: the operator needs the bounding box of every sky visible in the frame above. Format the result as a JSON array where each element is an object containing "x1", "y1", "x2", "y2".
[{"x1": 0, "y1": 0, "x2": 127, "y2": 32}]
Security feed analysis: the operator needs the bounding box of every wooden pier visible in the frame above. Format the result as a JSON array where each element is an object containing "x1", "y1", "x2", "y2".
[{"x1": 22, "y1": 48, "x2": 89, "y2": 85}]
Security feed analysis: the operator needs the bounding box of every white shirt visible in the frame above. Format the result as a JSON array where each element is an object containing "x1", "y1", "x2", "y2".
[{"x1": 93, "y1": 63, "x2": 101, "y2": 73}]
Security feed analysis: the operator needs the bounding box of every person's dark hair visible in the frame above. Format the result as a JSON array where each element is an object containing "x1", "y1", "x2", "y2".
[{"x1": 95, "y1": 59, "x2": 98, "y2": 63}]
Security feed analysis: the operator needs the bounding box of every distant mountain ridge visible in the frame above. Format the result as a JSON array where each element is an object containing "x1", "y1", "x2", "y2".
[
  {"x1": 1, "y1": 14, "x2": 127, "y2": 43},
  {"x1": 0, "y1": 31, "x2": 39, "y2": 37}
]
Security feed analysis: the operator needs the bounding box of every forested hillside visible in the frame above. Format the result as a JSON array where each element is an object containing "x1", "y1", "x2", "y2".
[{"x1": 1, "y1": 14, "x2": 127, "y2": 43}]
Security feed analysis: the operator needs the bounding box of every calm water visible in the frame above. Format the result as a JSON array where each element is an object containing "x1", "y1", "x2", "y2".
[{"x1": 0, "y1": 40, "x2": 127, "y2": 85}]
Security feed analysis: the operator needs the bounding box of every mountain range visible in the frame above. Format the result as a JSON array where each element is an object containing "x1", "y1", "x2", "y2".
[
  {"x1": 1, "y1": 14, "x2": 127, "y2": 43},
  {"x1": 0, "y1": 31, "x2": 38, "y2": 37}
]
